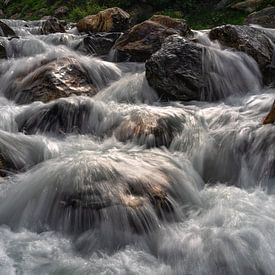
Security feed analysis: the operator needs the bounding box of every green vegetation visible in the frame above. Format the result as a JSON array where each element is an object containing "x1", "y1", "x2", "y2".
[{"x1": 1, "y1": 0, "x2": 275, "y2": 29}]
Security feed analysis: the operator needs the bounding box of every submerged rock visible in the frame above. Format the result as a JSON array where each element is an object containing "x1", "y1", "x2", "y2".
[
  {"x1": 114, "y1": 15, "x2": 192, "y2": 62},
  {"x1": 77, "y1": 7, "x2": 130, "y2": 33},
  {"x1": 41, "y1": 17, "x2": 66, "y2": 34},
  {"x1": 245, "y1": 6, "x2": 275, "y2": 28},
  {"x1": 0, "y1": 131, "x2": 53, "y2": 177},
  {"x1": 16, "y1": 98, "x2": 115, "y2": 136},
  {"x1": 263, "y1": 100, "x2": 275, "y2": 124},
  {"x1": 0, "y1": 149, "x2": 202, "y2": 237},
  {"x1": 0, "y1": 20, "x2": 16, "y2": 37},
  {"x1": 209, "y1": 24, "x2": 273, "y2": 72},
  {"x1": 114, "y1": 107, "x2": 187, "y2": 148},
  {"x1": 6, "y1": 57, "x2": 97, "y2": 104}
]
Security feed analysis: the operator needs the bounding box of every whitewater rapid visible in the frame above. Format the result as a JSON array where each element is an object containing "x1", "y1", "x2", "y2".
[{"x1": 0, "y1": 19, "x2": 273, "y2": 274}]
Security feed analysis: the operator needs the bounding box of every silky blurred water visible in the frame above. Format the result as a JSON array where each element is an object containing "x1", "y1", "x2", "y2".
[{"x1": 0, "y1": 20, "x2": 273, "y2": 275}]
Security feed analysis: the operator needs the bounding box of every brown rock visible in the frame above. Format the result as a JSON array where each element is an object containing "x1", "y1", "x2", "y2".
[
  {"x1": 6, "y1": 57, "x2": 97, "y2": 104},
  {"x1": 263, "y1": 100, "x2": 275, "y2": 124},
  {"x1": 115, "y1": 108, "x2": 185, "y2": 147},
  {"x1": 150, "y1": 15, "x2": 191, "y2": 35},
  {"x1": 114, "y1": 16, "x2": 192, "y2": 62},
  {"x1": 77, "y1": 7, "x2": 130, "y2": 33}
]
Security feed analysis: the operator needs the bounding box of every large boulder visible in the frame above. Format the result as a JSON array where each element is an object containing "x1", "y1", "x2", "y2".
[
  {"x1": 231, "y1": 0, "x2": 264, "y2": 13},
  {"x1": 5, "y1": 57, "x2": 97, "y2": 104},
  {"x1": 145, "y1": 35, "x2": 260, "y2": 101},
  {"x1": 244, "y1": 6, "x2": 275, "y2": 28},
  {"x1": 41, "y1": 17, "x2": 66, "y2": 34},
  {"x1": 114, "y1": 15, "x2": 192, "y2": 62},
  {"x1": 77, "y1": 7, "x2": 130, "y2": 33},
  {"x1": 209, "y1": 24, "x2": 273, "y2": 72},
  {"x1": 0, "y1": 20, "x2": 16, "y2": 37},
  {"x1": 146, "y1": 35, "x2": 204, "y2": 101}
]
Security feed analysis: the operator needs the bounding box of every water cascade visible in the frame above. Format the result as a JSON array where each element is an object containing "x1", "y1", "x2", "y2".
[{"x1": 0, "y1": 19, "x2": 273, "y2": 274}]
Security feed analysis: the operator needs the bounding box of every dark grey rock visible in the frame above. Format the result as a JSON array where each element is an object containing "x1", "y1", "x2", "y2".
[{"x1": 209, "y1": 24, "x2": 273, "y2": 72}]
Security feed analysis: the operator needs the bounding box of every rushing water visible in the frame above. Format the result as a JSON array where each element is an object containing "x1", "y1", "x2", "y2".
[{"x1": 0, "y1": 20, "x2": 274, "y2": 275}]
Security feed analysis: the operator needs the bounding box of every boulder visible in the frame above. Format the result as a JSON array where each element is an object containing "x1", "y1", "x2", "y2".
[
  {"x1": 146, "y1": 35, "x2": 205, "y2": 101},
  {"x1": 114, "y1": 16, "x2": 192, "y2": 62},
  {"x1": 6, "y1": 57, "x2": 97, "y2": 104},
  {"x1": 0, "y1": 20, "x2": 16, "y2": 37},
  {"x1": 145, "y1": 35, "x2": 259, "y2": 101},
  {"x1": 244, "y1": 6, "x2": 275, "y2": 28},
  {"x1": 263, "y1": 100, "x2": 275, "y2": 124},
  {"x1": 41, "y1": 17, "x2": 66, "y2": 34},
  {"x1": 231, "y1": 0, "x2": 264, "y2": 13},
  {"x1": 115, "y1": 108, "x2": 186, "y2": 148},
  {"x1": 76, "y1": 32, "x2": 122, "y2": 56},
  {"x1": 54, "y1": 6, "x2": 69, "y2": 19},
  {"x1": 77, "y1": 7, "x2": 130, "y2": 33},
  {"x1": 150, "y1": 15, "x2": 191, "y2": 35},
  {"x1": 209, "y1": 24, "x2": 273, "y2": 72}
]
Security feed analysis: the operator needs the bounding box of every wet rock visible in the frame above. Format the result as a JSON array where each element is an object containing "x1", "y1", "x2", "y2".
[
  {"x1": 0, "y1": 42, "x2": 7, "y2": 59},
  {"x1": 77, "y1": 32, "x2": 122, "y2": 56},
  {"x1": 10, "y1": 13, "x2": 20, "y2": 20},
  {"x1": 231, "y1": 0, "x2": 263, "y2": 13},
  {"x1": 115, "y1": 108, "x2": 185, "y2": 148},
  {"x1": 54, "y1": 6, "x2": 69, "y2": 19},
  {"x1": 6, "y1": 57, "x2": 97, "y2": 104},
  {"x1": 244, "y1": 6, "x2": 275, "y2": 28},
  {"x1": 0, "y1": 149, "x2": 201, "y2": 236},
  {"x1": 263, "y1": 100, "x2": 275, "y2": 124},
  {"x1": 146, "y1": 34, "x2": 258, "y2": 101},
  {"x1": 145, "y1": 35, "x2": 204, "y2": 101},
  {"x1": 114, "y1": 16, "x2": 192, "y2": 62},
  {"x1": 41, "y1": 17, "x2": 66, "y2": 34},
  {"x1": 0, "y1": 20, "x2": 16, "y2": 37},
  {"x1": 15, "y1": 99, "x2": 114, "y2": 135},
  {"x1": 209, "y1": 24, "x2": 273, "y2": 72},
  {"x1": 77, "y1": 7, "x2": 130, "y2": 33},
  {"x1": 150, "y1": 15, "x2": 191, "y2": 35}
]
